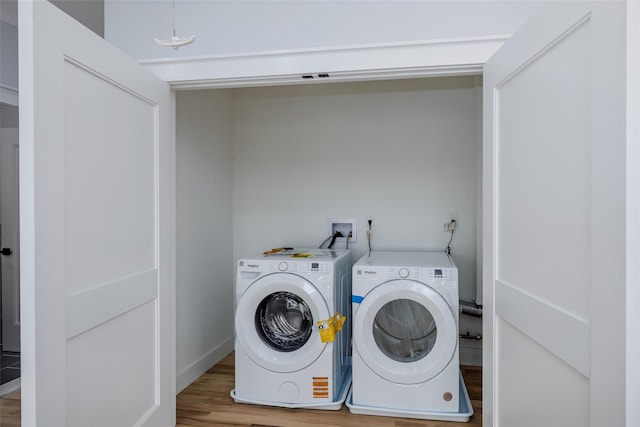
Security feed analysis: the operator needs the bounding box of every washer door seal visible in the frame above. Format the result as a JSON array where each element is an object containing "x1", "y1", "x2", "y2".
[{"x1": 235, "y1": 273, "x2": 330, "y2": 373}]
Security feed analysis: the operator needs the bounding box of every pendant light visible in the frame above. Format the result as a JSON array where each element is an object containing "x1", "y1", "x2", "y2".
[{"x1": 154, "y1": 0, "x2": 195, "y2": 49}]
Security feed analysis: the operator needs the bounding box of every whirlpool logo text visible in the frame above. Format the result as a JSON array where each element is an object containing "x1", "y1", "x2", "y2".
[{"x1": 357, "y1": 270, "x2": 378, "y2": 275}]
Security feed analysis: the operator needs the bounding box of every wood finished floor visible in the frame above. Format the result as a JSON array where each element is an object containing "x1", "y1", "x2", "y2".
[
  {"x1": 0, "y1": 352, "x2": 482, "y2": 426},
  {"x1": 177, "y1": 352, "x2": 482, "y2": 427},
  {"x1": 0, "y1": 388, "x2": 20, "y2": 427}
]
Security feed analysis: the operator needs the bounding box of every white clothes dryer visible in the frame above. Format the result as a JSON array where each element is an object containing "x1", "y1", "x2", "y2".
[
  {"x1": 351, "y1": 251, "x2": 460, "y2": 413},
  {"x1": 233, "y1": 249, "x2": 352, "y2": 409}
]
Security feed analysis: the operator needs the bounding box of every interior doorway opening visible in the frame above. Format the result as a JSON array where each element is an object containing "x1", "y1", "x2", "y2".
[{"x1": 0, "y1": 118, "x2": 21, "y2": 395}]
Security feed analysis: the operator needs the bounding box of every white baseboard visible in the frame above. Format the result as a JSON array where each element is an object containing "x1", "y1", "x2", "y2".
[
  {"x1": 176, "y1": 337, "x2": 235, "y2": 394},
  {"x1": 459, "y1": 339, "x2": 483, "y2": 366},
  {"x1": 0, "y1": 84, "x2": 19, "y2": 106},
  {"x1": 0, "y1": 377, "x2": 20, "y2": 396}
]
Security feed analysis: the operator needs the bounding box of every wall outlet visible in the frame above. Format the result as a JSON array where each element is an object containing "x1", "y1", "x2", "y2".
[
  {"x1": 328, "y1": 218, "x2": 357, "y2": 243},
  {"x1": 444, "y1": 211, "x2": 458, "y2": 232}
]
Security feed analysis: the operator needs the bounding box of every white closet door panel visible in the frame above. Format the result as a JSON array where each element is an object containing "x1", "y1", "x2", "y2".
[
  {"x1": 495, "y1": 17, "x2": 591, "y2": 321},
  {"x1": 19, "y1": 1, "x2": 174, "y2": 426},
  {"x1": 496, "y1": 319, "x2": 589, "y2": 427},
  {"x1": 63, "y1": 59, "x2": 156, "y2": 294},
  {"x1": 66, "y1": 302, "x2": 157, "y2": 427},
  {"x1": 490, "y1": 8, "x2": 592, "y2": 391},
  {"x1": 66, "y1": 270, "x2": 157, "y2": 339},
  {"x1": 484, "y1": 2, "x2": 630, "y2": 426}
]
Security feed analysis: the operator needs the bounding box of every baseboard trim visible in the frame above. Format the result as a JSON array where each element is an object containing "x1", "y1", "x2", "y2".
[
  {"x1": 176, "y1": 337, "x2": 234, "y2": 393},
  {"x1": 0, "y1": 377, "x2": 21, "y2": 396},
  {"x1": 459, "y1": 341, "x2": 483, "y2": 366},
  {"x1": 0, "y1": 84, "x2": 19, "y2": 106}
]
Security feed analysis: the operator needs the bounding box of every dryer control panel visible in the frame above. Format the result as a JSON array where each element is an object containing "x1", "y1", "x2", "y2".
[{"x1": 387, "y1": 266, "x2": 457, "y2": 281}]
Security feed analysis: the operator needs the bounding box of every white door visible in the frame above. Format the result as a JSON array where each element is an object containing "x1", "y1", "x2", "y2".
[
  {"x1": 19, "y1": 1, "x2": 174, "y2": 426},
  {"x1": 0, "y1": 128, "x2": 20, "y2": 352},
  {"x1": 483, "y1": 2, "x2": 634, "y2": 426}
]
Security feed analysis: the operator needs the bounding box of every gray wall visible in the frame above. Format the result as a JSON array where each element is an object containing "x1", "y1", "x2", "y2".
[
  {"x1": 1, "y1": 17, "x2": 19, "y2": 117},
  {"x1": 105, "y1": 0, "x2": 542, "y2": 61},
  {"x1": 1, "y1": 104, "x2": 18, "y2": 128},
  {"x1": 1, "y1": 19, "x2": 18, "y2": 89},
  {"x1": 50, "y1": 0, "x2": 105, "y2": 37},
  {"x1": 175, "y1": 90, "x2": 235, "y2": 390},
  {"x1": 232, "y1": 77, "x2": 481, "y2": 304},
  {"x1": 0, "y1": 0, "x2": 103, "y2": 110}
]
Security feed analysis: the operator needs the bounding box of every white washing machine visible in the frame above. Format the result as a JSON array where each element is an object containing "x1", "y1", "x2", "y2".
[
  {"x1": 351, "y1": 250, "x2": 460, "y2": 413},
  {"x1": 232, "y1": 249, "x2": 352, "y2": 409}
]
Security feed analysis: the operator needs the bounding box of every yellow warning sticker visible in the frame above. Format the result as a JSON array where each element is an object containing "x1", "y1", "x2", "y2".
[
  {"x1": 317, "y1": 312, "x2": 346, "y2": 343},
  {"x1": 290, "y1": 252, "x2": 313, "y2": 258}
]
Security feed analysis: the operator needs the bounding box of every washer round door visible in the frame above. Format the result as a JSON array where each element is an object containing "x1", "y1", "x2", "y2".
[
  {"x1": 235, "y1": 273, "x2": 330, "y2": 373},
  {"x1": 353, "y1": 279, "x2": 457, "y2": 384}
]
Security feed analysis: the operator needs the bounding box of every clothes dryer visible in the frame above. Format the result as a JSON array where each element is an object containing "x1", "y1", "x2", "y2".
[
  {"x1": 351, "y1": 251, "x2": 460, "y2": 413},
  {"x1": 232, "y1": 249, "x2": 352, "y2": 409}
]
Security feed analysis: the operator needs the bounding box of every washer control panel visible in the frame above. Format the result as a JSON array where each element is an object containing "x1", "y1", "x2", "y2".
[
  {"x1": 388, "y1": 266, "x2": 420, "y2": 279},
  {"x1": 271, "y1": 261, "x2": 329, "y2": 273},
  {"x1": 272, "y1": 261, "x2": 292, "y2": 272},
  {"x1": 427, "y1": 268, "x2": 456, "y2": 280},
  {"x1": 306, "y1": 261, "x2": 328, "y2": 273}
]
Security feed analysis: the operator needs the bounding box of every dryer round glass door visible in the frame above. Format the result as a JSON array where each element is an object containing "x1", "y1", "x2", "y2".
[
  {"x1": 373, "y1": 298, "x2": 437, "y2": 363},
  {"x1": 235, "y1": 273, "x2": 330, "y2": 373},
  {"x1": 353, "y1": 279, "x2": 457, "y2": 385}
]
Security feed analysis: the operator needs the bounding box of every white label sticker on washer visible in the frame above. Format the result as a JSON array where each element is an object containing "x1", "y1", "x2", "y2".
[{"x1": 313, "y1": 377, "x2": 329, "y2": 398}]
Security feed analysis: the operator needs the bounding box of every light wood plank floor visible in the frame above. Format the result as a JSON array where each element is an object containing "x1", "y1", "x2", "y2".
[
  {"x1": 0, "y1": 388, "x2": 20, "y2": 427},
  {"x1": 177, "y1": 352, "x2": 482, "y2": 427},
  {"x1": 0, "y1": 353, "x2": 482, "y2": 426}
]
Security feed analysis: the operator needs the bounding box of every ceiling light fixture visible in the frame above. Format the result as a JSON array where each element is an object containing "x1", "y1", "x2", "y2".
[{"x1": 154, "y1": 0, "x2": 195, "y2": 49}]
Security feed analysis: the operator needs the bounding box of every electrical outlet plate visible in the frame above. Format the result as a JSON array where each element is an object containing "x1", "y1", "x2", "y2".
[
  {"x1": 444, "y1": 211, "x2": 458, "y2": 232},
  {"x1": 328, "y1": 218, "x2": 357, "y2": 243}
]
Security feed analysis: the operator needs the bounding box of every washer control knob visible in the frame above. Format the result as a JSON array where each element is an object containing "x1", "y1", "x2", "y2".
[
  {"x1": 278, "y1": 262, "x2": 288, "y2": 271},
  {"x1": 399, "y1": 268, "x2": 409, "y2": 278}
]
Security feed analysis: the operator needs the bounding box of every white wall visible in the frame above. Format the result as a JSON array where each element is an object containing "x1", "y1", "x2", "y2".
[
  {"x1": 175, "y1": 90, "x2": 235, "y2": 391},
  {"x1": 175, "y1": 76, "x2": 482, "y2": 380},
  {"x1": 127, "y1": 1, "x2": 502, "y2": 383},
  {"x1": 104, "y1": 0, "x2": 541, "y2": 61},
  {"x1": 233, "y1": 76, "x2": 481, "y2": 302},
  {"x1": 1, "y1": 18, "x2": 18, "y2": 107}
]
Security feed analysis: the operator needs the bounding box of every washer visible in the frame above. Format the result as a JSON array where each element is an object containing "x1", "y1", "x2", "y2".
[
  {"x1": 351, "y1": 250, "x2": 459, "y2": 413},
  {"x1": 233, "y1": 249, "x2": 352, "y2": 408}
]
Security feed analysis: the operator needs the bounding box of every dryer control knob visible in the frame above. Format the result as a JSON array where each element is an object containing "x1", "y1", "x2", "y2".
[
  {"x1": 399, "y1": 268, "x2": 409, "y2": 278},
  {"x1": 278, "y1": 261, "x2": 288, "y2": 271}
]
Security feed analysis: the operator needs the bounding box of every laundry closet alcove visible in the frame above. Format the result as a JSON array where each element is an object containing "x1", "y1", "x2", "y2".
[{"x1": 162, "y1": 38, "x2": 493, "y2": 394}]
